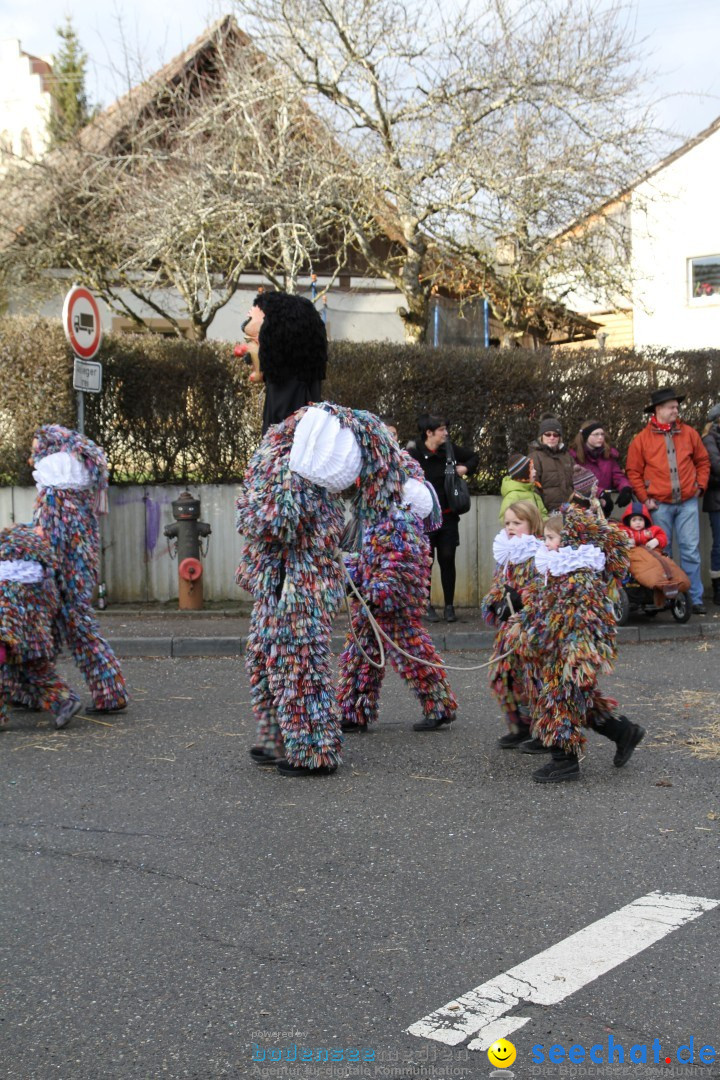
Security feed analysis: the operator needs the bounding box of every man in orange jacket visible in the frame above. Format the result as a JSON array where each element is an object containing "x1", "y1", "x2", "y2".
[{"x1": 626, "y1": 387, "x2": 710, "y2": 613}]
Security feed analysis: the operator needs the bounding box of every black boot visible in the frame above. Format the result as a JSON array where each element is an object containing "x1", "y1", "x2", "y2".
[
  {"x1": 425, "y1": 604, "x2": 440, "y2": 623},
  {"x1": 520, "y1": 736, "x2": 552, "y2": 755},
  {"x1": 444, "y1": 605, "x2": 457, "y2": 623},
  {"x1": 498, "y1": 728, "x2": 531, "y2": 749},
  {"x1": 612, "y1": 716, "x2": 646, "y2": 768},
  {"x1": 713, "y1": 578, "x2": 720, "y2": 607},
  {"x1": 532, "y1": 748, "x2": 580, "y2": 783}
]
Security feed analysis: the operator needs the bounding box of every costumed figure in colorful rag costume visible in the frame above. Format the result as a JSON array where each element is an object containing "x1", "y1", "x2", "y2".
[
  {"x1": 337, "y1": 446, "x2": 457, "y2": 733},
  {"x1": 236, "y1": 403, "x2": 410, "y2": 775},
  {"x1": 27, "y1": 426, "x2": 128, "y2": 713},
  {"x1": 510, "y1": 504, "x2": 645, "y2": 783},
  {"x1": 481, "y1": 500, "x2": 544, "y2": 750},
  {"x1": 1, "y1": 525, "x2": 82, "y2": 730}
]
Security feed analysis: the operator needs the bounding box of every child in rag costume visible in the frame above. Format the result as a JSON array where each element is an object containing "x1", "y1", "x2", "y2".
[
  {"x1": 337, "y1": 447, "x2": 457, "y2": 733},
  {"x1": 1, "y1": 525, "x2": 82, "y2": 731},
  {"x1": 481, "y1": 500, "x2": 544, "y2": 750},
  {"x1": 27, "y1": 426, "x2": 128, "y2": 713},
  {"x1": 510, "y1": 504, "x2": 644, "y2": 783},
  {"x1": 237, "y1": 403, "x2": 411, "y2": 775}
]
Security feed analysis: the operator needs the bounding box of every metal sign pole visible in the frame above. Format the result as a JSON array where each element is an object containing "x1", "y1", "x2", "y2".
[{"x1": 76, "y1": 386, "x2": 85, "y2": 435}]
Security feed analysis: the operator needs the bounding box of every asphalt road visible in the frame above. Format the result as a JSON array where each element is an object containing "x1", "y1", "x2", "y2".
[{"x1": 1, "y1": 639, "x2": 719, "y2": 1080}]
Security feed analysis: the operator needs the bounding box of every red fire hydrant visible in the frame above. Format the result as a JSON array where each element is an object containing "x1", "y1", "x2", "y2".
[{"x1": 164, "y1": 491, "x2": 212, "y2": 610}]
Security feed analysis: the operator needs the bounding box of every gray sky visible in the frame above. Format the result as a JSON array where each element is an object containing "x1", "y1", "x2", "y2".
[{"x1": 1, "y1": 0, "x2": 719, "y2": 150}]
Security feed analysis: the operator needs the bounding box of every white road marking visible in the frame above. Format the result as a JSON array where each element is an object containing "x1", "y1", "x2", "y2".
[
  {"x1": 467, "y1": 1016, "x2": 531, "y2": 1051},
  {"x1": 407, "y1": 891, "x2": 719, "y2": 1047}
]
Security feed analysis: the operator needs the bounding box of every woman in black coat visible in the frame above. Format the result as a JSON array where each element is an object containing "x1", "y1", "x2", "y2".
[
  {"x1": 406, "y1": 413, "x2": 479, "y2": 622},
  {"x1": 702, "y1": 403, "x2": 720, "y2": 606}
]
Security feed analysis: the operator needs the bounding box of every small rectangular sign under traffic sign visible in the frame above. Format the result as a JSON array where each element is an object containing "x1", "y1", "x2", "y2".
[{"x1": 73, "y1": 358, "x2": 103, "y2": 393}]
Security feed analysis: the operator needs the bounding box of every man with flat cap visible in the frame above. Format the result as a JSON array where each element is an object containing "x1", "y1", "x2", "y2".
[{"x1": 626, "y1": 387, "x2": 710, "y2": 614}]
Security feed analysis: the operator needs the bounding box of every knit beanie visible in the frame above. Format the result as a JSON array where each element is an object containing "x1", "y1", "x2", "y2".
[
  {"x1": 507, "y1": 452, "x2": 532, "y2": 482},
  {"x1": 708, "y1": 403, "x2": 720, "y2": 423},
  {"x1": 572, "y1": 465, "x2": 596, "y2": 497},
  {"x1": 538, "y1": 416, "x2": 563, "y2": 438}
]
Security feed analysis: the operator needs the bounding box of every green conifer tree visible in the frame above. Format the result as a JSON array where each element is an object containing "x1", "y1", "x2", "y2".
[{"x1": 47, "y1": 18, "x2": 93, "y2": 146}]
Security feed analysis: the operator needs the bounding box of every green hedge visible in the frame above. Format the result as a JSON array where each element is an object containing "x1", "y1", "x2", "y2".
[{"x1": 1, "y1": 317, "x2": 719, "y2": 490}]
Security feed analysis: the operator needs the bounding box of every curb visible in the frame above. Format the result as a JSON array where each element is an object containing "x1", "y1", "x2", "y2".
[{"x1": 106, "y1": 619, "x2": 720, "y2": 659}]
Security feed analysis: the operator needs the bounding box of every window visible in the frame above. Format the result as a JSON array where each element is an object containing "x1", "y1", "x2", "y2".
[{"x1": 689, "y1": 255, "x2": 720, "y2": 303}]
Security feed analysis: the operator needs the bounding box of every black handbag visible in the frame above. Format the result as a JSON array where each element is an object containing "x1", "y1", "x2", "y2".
[{"x1": 444, "y1": 438, "x2": 471, "y2": 515}]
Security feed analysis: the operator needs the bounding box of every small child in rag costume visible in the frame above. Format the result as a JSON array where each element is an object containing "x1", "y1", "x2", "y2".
[
  {"x1": 27, "y1": 426, "x2": 128, "y2": 713},
  {"x1": 337, "y1": 447, "x2": 457, "y2": 733},
  {"x1": 481, "y1": 500, "x2": 544, "y2": 750},
  {"x1": 237, "y1": 403, "x2": 411, "y2": 775},
  {"x1": 510, "y1": 504, "x2": 645, "y2": 783},
  {"x1": 0, "y1": 525, "x2": 82, "y2": 731}
]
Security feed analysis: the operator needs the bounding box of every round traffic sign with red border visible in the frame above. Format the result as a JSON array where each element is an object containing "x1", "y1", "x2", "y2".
[{"x1": 62, "y1": 285, "x2": 103, "y2": 359}]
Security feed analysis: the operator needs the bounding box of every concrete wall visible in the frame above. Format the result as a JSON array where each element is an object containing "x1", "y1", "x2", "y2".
[{"x1": 1, "y1": 486, "x2": 715, "y2": 606}]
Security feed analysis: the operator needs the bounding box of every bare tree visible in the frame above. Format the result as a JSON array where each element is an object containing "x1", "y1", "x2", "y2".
[
  {"x1": 231, "y1": 0, "x2": 656, "y2": 343},
  {"x1": 0, "y1": 19, "x2": 359, "y2": 339}
]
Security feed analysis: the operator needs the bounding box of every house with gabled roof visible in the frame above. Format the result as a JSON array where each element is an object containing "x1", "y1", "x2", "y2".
[
  {"x1": 1, "y1": 16, "x2": 597, "y2": 349},
  {"x1": 559, "y1": 115, "x2": 720, "y2": 351}
]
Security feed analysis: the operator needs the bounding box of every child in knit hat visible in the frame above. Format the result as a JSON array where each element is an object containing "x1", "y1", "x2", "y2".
[{"x1": 499, "y1": 453, "x2": 547, "y2": 521}]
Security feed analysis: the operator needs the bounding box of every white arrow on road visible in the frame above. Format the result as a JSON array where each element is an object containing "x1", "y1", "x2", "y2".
[{"x1": 407, "y1": 891, "x2": 719, "y2": 1048}]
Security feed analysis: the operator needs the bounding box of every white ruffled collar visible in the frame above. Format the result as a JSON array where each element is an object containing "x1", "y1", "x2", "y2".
[
  {"x1": 0, "y1": 560, "x2": 45, "y2": 583},
  {"x1": 493, "y1": 531, "x2": 542, "y2": 567},
  {"x1": 33, "y1": 452, "x2": 91, "y2": 491},
  {"x1": 535, "y1": 543, "x2": 606, "y2": 577}
]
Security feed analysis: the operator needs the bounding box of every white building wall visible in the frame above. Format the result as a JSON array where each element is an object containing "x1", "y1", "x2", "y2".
[
  {"x1": 631, "y1": 125, "x2": 720, "y2": 348},
  {"x1": 0, "y1": 39, "x2": 52, "y2": 164}
]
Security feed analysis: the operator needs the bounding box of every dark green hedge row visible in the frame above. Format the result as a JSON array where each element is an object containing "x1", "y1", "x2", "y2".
[{"x1": 2, "y1": 317, "x2": 719, "y2": 490}]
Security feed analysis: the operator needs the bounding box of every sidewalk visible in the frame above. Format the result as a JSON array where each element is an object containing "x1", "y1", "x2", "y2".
[{"x1": 97, "y1": 603, "x2": 720, "y2": 657}]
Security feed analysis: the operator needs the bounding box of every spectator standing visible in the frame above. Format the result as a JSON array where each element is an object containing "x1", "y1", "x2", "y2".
[
  {"x1": 406, "y1": 413, "x2": 479, "y2": 623},
  {"x1": 701, "y1": 402, "x2": 720, "y2": 606},
  {"x1": 569, "y1": 419, "x2": 632, "y2": 515},
  {"x1": 528, "y1": 415, "x2": 574, "y2": 512},
  {"x1": 626, "y1": 387, "x2": 710, "y2": 614}
]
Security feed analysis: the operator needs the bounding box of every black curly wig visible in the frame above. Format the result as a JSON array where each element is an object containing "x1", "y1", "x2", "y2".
[{"x1": 254, "y1": 291, "x2": 327, "y2": 385}]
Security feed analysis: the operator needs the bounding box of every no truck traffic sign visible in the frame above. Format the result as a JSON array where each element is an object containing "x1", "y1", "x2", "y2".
[{"x1": 62, "y1": 285, "x2": 103, "y2": 360}]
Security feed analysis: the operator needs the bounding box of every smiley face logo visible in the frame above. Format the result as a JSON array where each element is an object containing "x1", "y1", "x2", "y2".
[{"x1": 487, "y1": 1039, "x2": 516, "y2": 1068}]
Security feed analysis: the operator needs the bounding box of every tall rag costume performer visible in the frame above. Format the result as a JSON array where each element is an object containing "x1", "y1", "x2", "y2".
[
  {"x1": 337, "y1": 447, "x2": 457, "y2": 733},
  {"x1": 237, "y1": 403, "x2": 412, "y2": 775},
  {"x1": 240, "y1": 290, "x2": 327, "y2": 434},
  {"x1": 0, "y1": 525, "x2": 82, "y2": 730},
  {"x1": 510, "y1": 504, "x2": 644, "y2": 783},
  {"x1": 27, "y1": 426, "x2": 128, "y2": 713}
]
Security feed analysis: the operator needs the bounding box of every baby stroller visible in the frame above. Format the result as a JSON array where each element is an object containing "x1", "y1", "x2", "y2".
[{"x1": 612, "y1": 501, "x2": 692, "y2": 625}]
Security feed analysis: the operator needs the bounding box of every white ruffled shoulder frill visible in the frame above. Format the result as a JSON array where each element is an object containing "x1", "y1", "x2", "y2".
[
  {"x1": 0, "y1": 560, "x2": 45, "y2": 583},
  {"x1": 33, "y1": 451, "x2": 91, "y2": 492},
  {"x1": 492, "y1": 531, "x2": 542, "y2": 567},
  {"x1": 534, "y1": 543, "x2": 606, "y2": 578}
]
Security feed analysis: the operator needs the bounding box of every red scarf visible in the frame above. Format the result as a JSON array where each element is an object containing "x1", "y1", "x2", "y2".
[{"x1": 649, "y1": 416, "x2": 675, "y2": 434}]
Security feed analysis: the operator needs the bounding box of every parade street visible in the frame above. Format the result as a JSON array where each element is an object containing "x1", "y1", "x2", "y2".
[{"x1": 1, "y1": 636, "x2": 719, "y2": 1080}]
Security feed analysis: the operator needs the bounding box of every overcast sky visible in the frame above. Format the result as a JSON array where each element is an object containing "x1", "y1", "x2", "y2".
[{"x1": 1, "y1": 0, "x2": 719, "y2": 152}]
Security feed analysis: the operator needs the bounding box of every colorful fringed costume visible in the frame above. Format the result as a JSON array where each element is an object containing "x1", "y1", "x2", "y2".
[
  {"x1": 511, "y1": 506, "x2": 634, "y2": 757},
  {"x1": 481, "y1": 532, "x2": 542, "y2": 735},
  {"x1": 0, "y1": 525, "x2": 81, "y2": 729},
  {"x1": 237, "y1": 403, "x2": 412, "y2": 770},
  {"x1": 28, "y1": 426, "x2": 128, "y2": 711},
  {"x1": 337, "y1": 450, "x2": 457, "y2": 731}
]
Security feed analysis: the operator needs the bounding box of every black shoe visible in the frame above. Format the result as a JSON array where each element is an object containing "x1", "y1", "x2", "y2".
[
  {"x1": 520, "y1": 737, "x2": 552, "y2": 755},
  {"x1": 425, "y1": 604, "x2": 440, "y2": 623},
  {"x1": 532, "y1": 752, "x2": 580, "y2": 783},
  {"x1": 86, "y1": 701, "x2": 128, "y2": 714},
  {"x1": 413, "y1": 715, "x2": 454, "y2": 731},
  {"x1": 498, "y1": 729, "x2": 532, "y2": 749},
  {"x1": 713, "y1": 583, "x2": 720, "y2": 607},
  {"x1": 341, "y1": 719, "x2": 367, "y2": 733},
  {"x1": 613, "y1": 718, "x2": 646, "y2": 768},
  {"x1": 276, "y1": 760, "x2": 338, "y2": 776},
  {"x1": 54, "y1": 694, "x2": 82, "y2": 730},
  {"x1": 444, "y1": 605, "x2": 457, "y2": 622},
  {"x1": 249, "y1": 746, "x2": 284, "y2": 766},
  {"x1": 692, "y1": 603, "x2": 707, "y2": 615}
]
